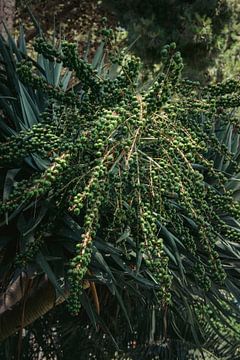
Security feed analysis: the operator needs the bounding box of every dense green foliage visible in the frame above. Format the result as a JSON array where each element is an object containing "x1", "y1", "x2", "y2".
[
  {"x1": 1, "y1": 25, "x2": 240, "y2": 358},
  {"x1": 103, "y1": 0, "x2": 240, "y2": 81},
  {"x1": 210, "y1": 0, "x2": 240, "y2": 80}
]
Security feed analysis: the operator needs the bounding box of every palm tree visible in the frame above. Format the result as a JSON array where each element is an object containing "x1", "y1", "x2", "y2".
[{"x1": 0, "y1": 24, "x2": 240, "y2": 359}]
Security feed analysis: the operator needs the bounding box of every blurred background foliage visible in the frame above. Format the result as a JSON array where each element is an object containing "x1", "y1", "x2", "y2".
[
  {"x1": 15, "y1": 0, "x2": 240, "y2": 83},
  {"x1": 103, "y1": 0, "x2": 231, "y2": 82}
]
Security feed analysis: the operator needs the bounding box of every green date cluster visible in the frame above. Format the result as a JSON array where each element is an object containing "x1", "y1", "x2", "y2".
[{"x1": 1, "y1": 36, "x2": 240, "y2": 316}]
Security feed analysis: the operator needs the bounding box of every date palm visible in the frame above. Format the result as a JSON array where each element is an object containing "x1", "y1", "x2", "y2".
[{"x1": 0, "y1": 23, "x2": 240, "y2": 359}]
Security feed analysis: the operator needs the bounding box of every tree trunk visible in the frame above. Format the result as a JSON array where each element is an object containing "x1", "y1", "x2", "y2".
[{"x1": 0, "y1": 0, "x2": 16, "y2": 37}]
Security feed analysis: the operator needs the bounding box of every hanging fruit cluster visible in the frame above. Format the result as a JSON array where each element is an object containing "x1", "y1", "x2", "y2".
[{"x1": 1, "y1": 36, "x2": 240, "y2": 317}]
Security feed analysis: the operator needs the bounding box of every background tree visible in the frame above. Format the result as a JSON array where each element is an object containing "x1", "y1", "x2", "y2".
[
  {"x1": 0, "y1": 0, "x2": 16, "y2": 37},
  {"x1": 103, "y1": 0, "x2": 233, "y2": 81},
  {"x1": 14, "y1": 1, "x2": 240, "y2": 82}
]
